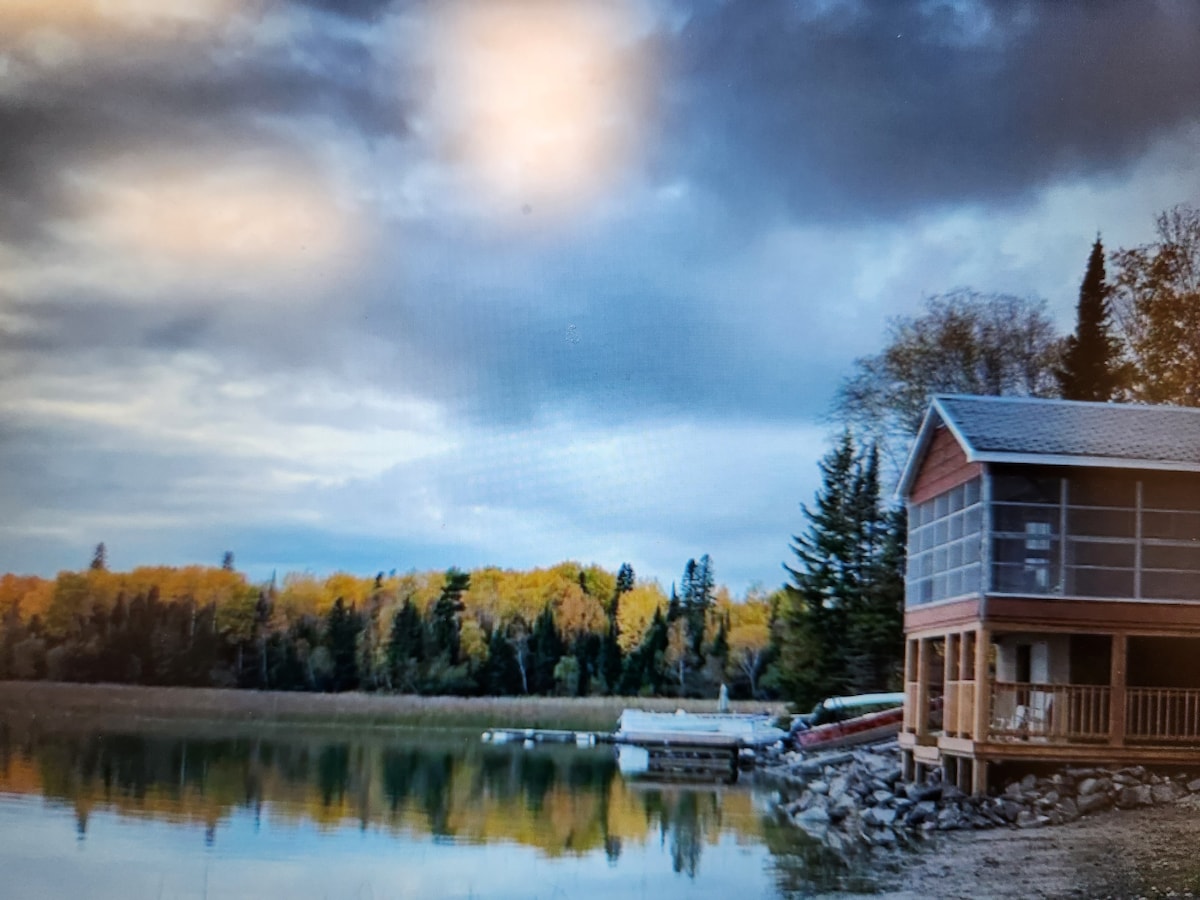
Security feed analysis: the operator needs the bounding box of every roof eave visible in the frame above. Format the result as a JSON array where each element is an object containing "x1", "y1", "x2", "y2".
[{"x1": 971, "y1": 452, "x2": 1200, "y2": 474}]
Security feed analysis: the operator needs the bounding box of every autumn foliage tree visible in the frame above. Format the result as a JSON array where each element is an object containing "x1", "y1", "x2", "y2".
[
  {"x1": 1112, "y1": 204, "x2": 1200, "y2": 406},
  {"x1": 0, "y1": 558, "x2": 770, "y2": 699}
]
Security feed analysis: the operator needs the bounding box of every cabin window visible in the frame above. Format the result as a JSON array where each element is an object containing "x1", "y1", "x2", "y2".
[{"x1": 906, "y1": 476, "x2": 983, "y2": 606}]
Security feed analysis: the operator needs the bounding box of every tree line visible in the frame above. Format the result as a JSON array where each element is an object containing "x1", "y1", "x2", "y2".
[{"x1": 0, "y1": 556, "x2": 778, "y2": 700}]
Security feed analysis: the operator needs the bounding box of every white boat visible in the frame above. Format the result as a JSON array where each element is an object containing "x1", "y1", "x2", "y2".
[{"x1": 614, "y1": 709, "x2": 787, "y2": 747}]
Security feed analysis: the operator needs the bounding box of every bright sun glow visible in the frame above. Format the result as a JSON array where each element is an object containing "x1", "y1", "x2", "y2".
[{"x1": 430, "y1": 0, "x2": 648, "y2": 212}]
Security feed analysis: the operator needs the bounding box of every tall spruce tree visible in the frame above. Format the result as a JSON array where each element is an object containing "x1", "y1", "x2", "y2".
[
  {"x1": 429, "y1": 568, "x2": 470, "y2": 665},
  {"x1": 682, "y1": 555, "x2": 715, "y2": 655},
  {"x1": 779, "y1": 432, "x2": 896, "y2": 709},
  {"x1": 386, "y1": 598, "x2": 425, "y2": 691},
  {"x1": 324, "y1": 597, "x2": 363, "y2": 692},
  {"x1": 1058, "y1": 237, "x2": 1122, "y2": 401},
  {"x1": 529, "y1": 604, "x2": 564, "y2": 694}
]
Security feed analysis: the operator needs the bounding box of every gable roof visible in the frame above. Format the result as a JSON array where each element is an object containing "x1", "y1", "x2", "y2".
[{"x1": 897, "y1": 395, "x2": 1200, "y2": 499}]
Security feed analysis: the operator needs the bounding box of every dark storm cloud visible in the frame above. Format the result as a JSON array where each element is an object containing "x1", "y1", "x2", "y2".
[
  {"x1": 6, "y1": 0, "x2": 1199, "y2": 431},
  {"x1": 660, "y1": 0, "x2": 1200, "y2": 221},
  {"x1": 0, "y1": 293, "x2": 217, "y2": 361},
  {"x1": 0, "y1": 4, "x2": 407, "y2": 248}
]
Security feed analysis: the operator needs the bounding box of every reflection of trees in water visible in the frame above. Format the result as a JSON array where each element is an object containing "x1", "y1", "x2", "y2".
[
  {"x1": 519, "y1": 752, "x2": 557, "y2": 813},
  {"x1": 0, "y1": 719, "x2": 775, "y2": 875},
  {"x1": 642, "y1": 789, "x2": 718, "y2": 879},
  {"x1": 316, "y1": 744, "x2": 349, "y2": 807},
  {"x1": 760, "y1": 811, "x2": 882, "y2": 897},
  {"x1": 667, "y1": 791, "x2": 702, "y2": 877}
]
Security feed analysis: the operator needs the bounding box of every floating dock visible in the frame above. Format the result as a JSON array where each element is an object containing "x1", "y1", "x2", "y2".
[{"x1": 482, "y1": 709, "x2": 787, "y2": 783}]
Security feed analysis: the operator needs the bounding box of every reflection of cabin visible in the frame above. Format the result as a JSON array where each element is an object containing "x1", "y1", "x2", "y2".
[{"x1": 898, "y1": 395, "x2": 1200, "y2": 794}]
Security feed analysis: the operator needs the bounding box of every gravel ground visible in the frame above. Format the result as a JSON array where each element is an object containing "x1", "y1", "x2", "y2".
[{"x1": 834, "y1": 793, "x2": 1200, "y2": 899}]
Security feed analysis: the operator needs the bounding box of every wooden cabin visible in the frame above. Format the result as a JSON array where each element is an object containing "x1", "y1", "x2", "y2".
[{"x1": 898, "y1": 395, "x2": 1200, "y2": 794}]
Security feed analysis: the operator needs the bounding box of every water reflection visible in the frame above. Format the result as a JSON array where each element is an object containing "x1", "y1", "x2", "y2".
[{"x1": 0, "y1": 715, "x2": 887, "y2": 897}]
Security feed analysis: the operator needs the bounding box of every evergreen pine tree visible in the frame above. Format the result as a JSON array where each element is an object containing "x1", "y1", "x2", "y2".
[
  {"x1": 529, "y1": 604, "x2": 564, "y2": 694},
  {"x1": 685, "y1": 554, "x2": 714, "y2": 655},
  {"x1": 90, "y1": 542, "x2": 107, "y2": 571},
  {"x1": 615, "y1": 563, "x2": 635, "y2": 597},
  {"x1": 483, "y1": 627, "x2": 521, "y2": 695},
  {"x1": 1057, "y1": 237, "x2": 1123, "y2": 401},
  {"x1": 429, "y1": 568, "x2": 469, "y2": 665},
  {"x1": 779, "y1": 432, "x2": 894, "y2": 708},
  {"x1": 667, "y1": 584, "x2": 681, "y2": 622},
  {"x1": 324, "y1": 597, "x2": 363, "y2": 692},
  {"x1": 386, "y1": 599, "x2": 425, "y2": 691}
]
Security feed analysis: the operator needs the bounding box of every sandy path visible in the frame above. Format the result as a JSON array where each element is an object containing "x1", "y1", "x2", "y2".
[{"x1": 835, "y1": 795, "x2": 1200, "y2": 899}]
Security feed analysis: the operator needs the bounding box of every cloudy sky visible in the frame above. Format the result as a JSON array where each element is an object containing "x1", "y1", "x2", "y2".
[{"x1": 3, "y1": 0, "x2": 1200, "y2": 592}]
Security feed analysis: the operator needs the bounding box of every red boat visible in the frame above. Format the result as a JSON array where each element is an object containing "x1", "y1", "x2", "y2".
[{"x1": 792, "y1": 692, "x2": 905, "y2": 752}]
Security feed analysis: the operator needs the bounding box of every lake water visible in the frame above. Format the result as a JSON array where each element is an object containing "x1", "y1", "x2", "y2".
[{"x1": 0, "y1": 715, "x2": 885, "y2": 898}]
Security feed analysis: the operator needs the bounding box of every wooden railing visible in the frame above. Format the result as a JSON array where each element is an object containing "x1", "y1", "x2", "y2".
[
  {"x1": 989, "y1": 682, "x2": 1110, "y2": 742},
  {"x1": 1127, "y1": 688, "x2": 1200, "y2": 742},
  {"x1": 943, "y1": 679, "x2": 976, "y2": 738}
]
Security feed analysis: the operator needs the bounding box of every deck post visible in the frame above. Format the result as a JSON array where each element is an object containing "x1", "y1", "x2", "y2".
[
  {"x1": 971, "y1": 758, "x2": 989, "y2": 795},
  {"x1": 1110, "y1": 633, "x2": 1127, "y2": 747},
  {"x1": 915, "y1": 638, "x2": 931, "y2": 739},
  {"x1": 944, "y1": 632, "x2": 959, "y2": 736},
  {"x1": 972, "y1": 628, "x2": 991, "y2": 743},
  {"x1": 960, "y1": 631, "x2": 974, "y2": 736}
]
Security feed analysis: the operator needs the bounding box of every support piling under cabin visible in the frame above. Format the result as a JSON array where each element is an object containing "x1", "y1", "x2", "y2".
[{"x1": 898, "y1": 395, "x2": 1200, "y2": 794}]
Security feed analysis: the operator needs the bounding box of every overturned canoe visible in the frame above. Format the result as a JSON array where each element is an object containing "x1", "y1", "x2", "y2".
[{"x1": 793, "y1": 705, "x2": 903, "y2": 752}]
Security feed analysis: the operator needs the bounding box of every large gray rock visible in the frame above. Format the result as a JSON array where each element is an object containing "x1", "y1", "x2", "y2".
[
  {"x1": 1116, "y1": 784, "x2": 1153, "y2": 809},
  {"x1": 1077, "y1": 776, "x2": 1111, "y2": 797},
  {"x1": 1057, "y1": 797, "x2": 1079, "y2": 821},
  {"x1": 1152, "y1": 781, "x2": 1185, "y2": 804},
  {"x1": 1016, "y1": 810, "x2": 1050, "y2": 829},
  {"x1": 1076, "y1": 791, "x2": 1113, "y2": 815},
  {"x1": 797, "y1": 804, "x2": 830, "y2": 824},
  {"x1": 1001, "y1": 800, "x2": 1025, "y2": 823},
  {"x1": 936, "y1": 807, "x2": 962, "y2": 830},
  {"x1": 907, "y1": 782, "x2": 942, "y2": 803},
  {"x1": 863, "y1": 805, "x2": 898, "y2": 828},
  {"x1": 829, "y1": 793, "x2": 858, "y2": 823}
]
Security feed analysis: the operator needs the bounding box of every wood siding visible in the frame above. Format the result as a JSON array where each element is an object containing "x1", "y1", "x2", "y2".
[
  {"x1": 905, "y1": 598, "x2": 981, "y2": 636},
  {"x1": 984, "y1": 595, "x2": 1200, "y2": 634},
  {"x1": 909, "y1": 425, "x2": 981, "y2": 505}
]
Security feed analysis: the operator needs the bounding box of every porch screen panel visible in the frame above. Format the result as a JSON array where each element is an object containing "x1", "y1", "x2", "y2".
[
  {"x1": 1062, "y1": 471, "x2": 1137, "y2": 599},
  {"x1": 1140, "y1": 473, "x2": 1200, "y2": 601},
  {"x1": 907, "y1": 477, "x2": 982, "y2": 606},
  {"x1": 991, "y1": 472, "x2": 1062, "y2": 594}
]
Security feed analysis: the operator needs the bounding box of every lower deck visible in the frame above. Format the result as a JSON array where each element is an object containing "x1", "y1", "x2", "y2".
[{"x1": 901, "y1": 612, "x2": 1200, "y2": 793}]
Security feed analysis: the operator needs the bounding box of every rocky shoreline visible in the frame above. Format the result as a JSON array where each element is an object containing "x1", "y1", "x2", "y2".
[{"x1": 760, "y1": 741, "x2": 1200, "y2": 855}]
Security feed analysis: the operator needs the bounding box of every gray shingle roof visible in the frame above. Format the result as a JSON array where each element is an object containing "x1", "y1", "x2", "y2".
[{"x1": 935, "y1": 395, "x2": 1200, "y2": 465}]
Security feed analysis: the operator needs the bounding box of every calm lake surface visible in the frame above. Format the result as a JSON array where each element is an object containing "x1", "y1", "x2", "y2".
[{"x1": 0, "y1": 715, "x2": 885, "y2": 898}]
